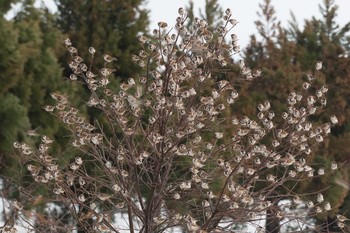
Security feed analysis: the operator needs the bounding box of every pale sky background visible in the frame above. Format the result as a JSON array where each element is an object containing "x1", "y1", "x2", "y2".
[
  {"x1": 146, "y1": 0, "x2": 350, "y2": 47},
  {"x1": 8, "y1": 0, "x2": 350, "y2": 48}
]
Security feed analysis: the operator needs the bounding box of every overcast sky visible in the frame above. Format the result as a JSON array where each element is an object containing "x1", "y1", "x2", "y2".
[
  {"x1": 8, "y1": 0, "x2": 350, "y2": 48},
  {"x1": 147, "y1": 0, "x2": 350, "y2": 47}
]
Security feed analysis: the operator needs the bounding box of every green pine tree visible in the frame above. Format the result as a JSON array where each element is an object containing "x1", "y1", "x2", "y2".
[
  {"x1": 55, "y1": 0, "x2": 150, "y2": 80},
  {"x1": 242, "y1": 0, "x2": 349, "y2": 232},
  {"x1": 200, "y1": 0, "x2": 223, "y2": 31},
  {"x1": 0, "y1": 1, "x2": 75, "y2": 224},
  {"x1": 290, "y1": 1, "x2": 350, "y2": 229},
  {"x1": 0, "y1": 1, "x2": 30, "y2": 178},
  {"x1": 11, "y1": 0, "x2": 73, "y2": 148},
  {"x1": 243, "y1": 0, "x2": 350, "y2": 231}
]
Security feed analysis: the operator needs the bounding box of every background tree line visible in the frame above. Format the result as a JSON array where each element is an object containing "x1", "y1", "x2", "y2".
[{"x1": 0, "y1": 0, "x2": 350, "y2": 232}]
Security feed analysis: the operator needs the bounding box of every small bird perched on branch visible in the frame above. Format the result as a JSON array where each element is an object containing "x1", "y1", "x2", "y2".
[{"x1": 103, "y1": 54, "x2": 118, "y2": 63}]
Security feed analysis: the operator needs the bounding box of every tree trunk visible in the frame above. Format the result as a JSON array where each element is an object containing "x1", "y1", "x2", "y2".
[{"x1": 265, "y1": 206, "x2": 280, "y2": 233}]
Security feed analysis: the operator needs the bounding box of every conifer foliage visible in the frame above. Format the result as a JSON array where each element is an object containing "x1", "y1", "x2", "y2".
[
  {"x1": 55, "y1": 0, "x2": 150, "y2": 80},
  {"x1": 244, "y1": 1, "x2": 350, "y2": 231},
  {"x1": 0, "y1": 0, "x2": 69, "y2": 197}
]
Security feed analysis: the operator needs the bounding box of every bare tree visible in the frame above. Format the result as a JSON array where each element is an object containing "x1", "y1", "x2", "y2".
[{"x1": 3, "y1": 7, "x2": 350, "y2": 233}]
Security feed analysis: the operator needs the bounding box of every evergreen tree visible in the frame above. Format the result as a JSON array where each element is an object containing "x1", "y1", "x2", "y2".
[
  {"x1": 53, "y1": 1, "x2": 150, "y2": 157},
  {"x1": 0, "y1": 94, "x2": 30, "y2": 155},
  {"x1": 243, "y1": 0, "x2": 350, "y2": 231},
  {"x1": 0, "y1": 0, "x2": 74, "y2": 208},
  {"x1": 255, "y1": 0, "x2": 280, "y2": 42},
  {"x1": 0, "y1": 12, "x2": 22, "y2": 96},
  {"x1": 54, "y1": 0, "x2": 149, "y2": 80},
  {"x1": 185, "y1": 0, "x2": 195, "y2": 29},
  {"x1": 10, "y1": 0, "x2": 72, "y2": 147},
  {"x1": 0, "y1": 1, "x2": 30, "y2": 177},
  {"x1": 243, "y1": 0, "x2": 300, "y2": 121},
  {"x1": 291, "y1": 1, "x2": 350, "y2": 229},
  {"x1": 199, "y1": 0, "x2": 223, "y2": 31},
  {"x1": 0, "y1": 1, "x2": 81, "y2": 230}
]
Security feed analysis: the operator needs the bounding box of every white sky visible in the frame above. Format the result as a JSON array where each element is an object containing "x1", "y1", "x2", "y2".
[
  {"x1": 8, "y1": 0, "x2": 350, "y2": 48},
  {"x1": 147, "y1": 0, "x2": 350, "y2": 47}
]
